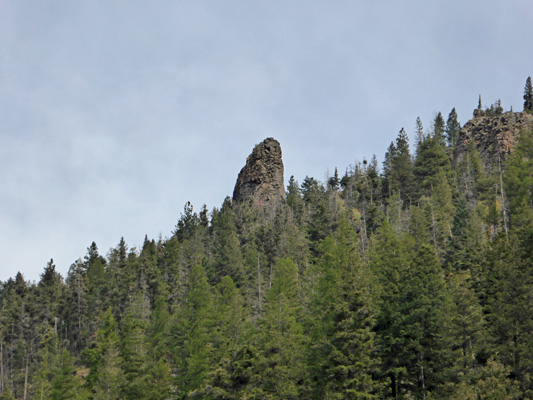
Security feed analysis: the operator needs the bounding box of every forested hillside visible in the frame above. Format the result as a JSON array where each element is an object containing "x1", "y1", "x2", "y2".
[{"x1": 1, "y1": 85, "x2": 533, "y2": 399}]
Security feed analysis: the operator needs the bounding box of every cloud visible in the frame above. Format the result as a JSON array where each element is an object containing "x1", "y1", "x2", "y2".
[{"x1": 0, "y1": 0, "x2": 532, "y2": 281}]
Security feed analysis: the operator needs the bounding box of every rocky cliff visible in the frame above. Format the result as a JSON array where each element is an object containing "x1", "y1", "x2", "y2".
[
  {"x1": 233, "y1": 137, "x2": 285, "y2": 213},
  {"x1": 454, "y1": 110, "x2": 533, "y2": 172}
]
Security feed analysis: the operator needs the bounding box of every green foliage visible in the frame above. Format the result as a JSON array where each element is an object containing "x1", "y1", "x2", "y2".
[
  {"x1": 434, "y1": 111, "x2": 446, "y2": 146},
  {"x1": 383, "y1": 128, "x2": 413, "y2": 203},
  {"x1": 446, "y1": 108, "x2": 461, "y2": 148},
  {"x1": 413, "y1": 133, "x2": 452, "y2": 200},
  {"x1": 3, "y1": 87, "x2": 533, "y2": 398},
  {"x1": 504, "y1": 128, "x2": 533, "y2": 230},
  {"x1": 524, "y1": 76, "x2": 533, "y2": 112}
]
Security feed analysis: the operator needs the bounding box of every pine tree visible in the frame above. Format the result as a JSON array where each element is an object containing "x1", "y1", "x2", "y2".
[
  {"x1": 433, "y1": 112, "x2": 446, "y2": 146},
  {"x1": 415, "y1": 116, "x2": 425, "y2": 149},
  {"x1": 383, "y1": 129, "x2": 413, "y2": 204},
  {"x1": 251, "y1": 258, "x2": 306, "y2": 399},
  {"x1": 375, "y1": 242, "x2": 453, "y2": 398},
  {"x1": 83, "y1": 308, "x2": 125, "y2": 399},
  {"x1": 309, "y1": 215, "x2": 382, "y2": 399},
  {"x1": 524, "y1": 76, "x2": 533, "y2": 112},
  {"x1": 446, "y1": 108, "x2": 461, "y2": 148},
  {"x1": 286, "y1": 175, "x2": 304, "y2": 222},
  {"x1": 194, "y1": 276, "x2": 252, "y2": 399},
  {"x1": 0, "y1": 388, "x2": 15, "y2": 400},
  {"x1": 171, "y1": 264, "x2": 214, "y2": 397},
  {"x1": 382, "y1": 141, "x2": 396, "y2": 199},
  {"x1": 120, "y1": 294, "x2": 150, "y2": 400}
]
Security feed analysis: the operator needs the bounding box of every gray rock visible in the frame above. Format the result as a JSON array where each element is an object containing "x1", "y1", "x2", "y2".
[
  {"x1": 454, "y1": 111, "x2": 533, "y2": 172},
  {"x1": 233, "y1": 138, "x2": 285, "y2": 214}
]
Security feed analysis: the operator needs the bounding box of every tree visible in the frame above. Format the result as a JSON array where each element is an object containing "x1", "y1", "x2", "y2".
[
  {"x1": 251, "y1": 258, "x2": 307, "y2": 399},
  {"x1": 171, "y1": 264, "x2": 215, "y2": 397},
  {"x1": 308, "y1": 215, "x2": 382, "y2": 399},
  {"x1": 375, "y1": 242, "x2": 453, "y2": 398},
  {"x1": 83, "y1": 308, "x2": 125, "y2": 399},
  {"x1": 286, "y1": 175, "x2": 304, "y2": 222},
  {"x1": 524, "y1": 76, "x2": 533, "y2": 112},
  {"x1": 193, "y1": 276, "x2": 252, "y2": 399},
  {"x1": 433, "y1": 112, "x2": 446, "y2": 146},
  {"x1": 412, "y1": 133, "x2": 452, "y2": 200},
  {"x1": 174, "y1": 201, "x2": 200, "y2": 242},
  {"x1": 0, "y1": 388, "x2": 15, "y2": 400},
  {"x1": 504, "y1": 127, "x2": 533, "y2": 230},
  {"x1": 328, "y1": 168, "x2": 340, "y2": 191},
  {"x1": 446, "y1": 108, "x2": 461, "y2": 148},
  {"x1": 383, "y1": 129, "x2": 413, "y2": 203},
  {"x1": 483, "y1": 236, "x2": 533, "y2": 395},
  {"x1": 415, "y1": 116, "x2": 425, "y2": 149}
]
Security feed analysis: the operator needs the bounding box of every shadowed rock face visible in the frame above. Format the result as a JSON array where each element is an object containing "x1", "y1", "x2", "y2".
[
  {"x1": 233, "y1": 138, "x2": 285, "y2": 213},
  {"x1": 454, "y1": 111, "x2": 533, "y2": 172}
]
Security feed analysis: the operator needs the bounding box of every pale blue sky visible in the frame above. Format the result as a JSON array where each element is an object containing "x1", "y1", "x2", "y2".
[{"x1": 1, "y1": 0, "x2": 532, "y2": 282}]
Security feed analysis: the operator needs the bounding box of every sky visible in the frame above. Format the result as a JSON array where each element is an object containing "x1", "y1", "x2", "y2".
[{"x1": 1, "y1": 0, "x2": 532, "y2": 283}]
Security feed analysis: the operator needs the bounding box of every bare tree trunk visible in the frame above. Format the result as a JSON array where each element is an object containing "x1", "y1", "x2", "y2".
[
  {"x1": 499, "y1": 155, "x2": 509, "y2": 238},
  {"x1": 0, "y1": 341, "x2": 3, "y2": 392},
  {"x1": 23, "y1": 353, "x2": 28, "y2": 400},
  {"x1": 257, "y1": 254, "x2": 262, "y2": 311}
]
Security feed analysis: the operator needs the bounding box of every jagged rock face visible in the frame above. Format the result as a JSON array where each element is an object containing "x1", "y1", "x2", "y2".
[
  {"x1": 454, "y1": 111, "x2": 533, "y2": 172},
  {"x1": 233, "y1": 137, "x2": 285, "y2": 213}
]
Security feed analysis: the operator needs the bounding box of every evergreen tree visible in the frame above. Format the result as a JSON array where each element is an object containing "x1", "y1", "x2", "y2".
[
  {"x1": 504, "y1": 127, "x2": 533, "y2": 230},
  {"x1": 383, "y1": 129, "x2": 413, "y2": 204},
  {"x1": 483, "y1": 236, "x2": 533, "y2": 395},
  {"x1": 524, "y1": 76, "x2": 533, "y2": 112},
  {"x1": 301, "y1": 176, "x2": 330, "y2": 246},
  {"x1": 0, "y1": 388, "x2": 15, "y2": 400},
  {"x1": 382, "y1": 141, "x2": 396, "y2": 199},
  {"x1": 309, "y1": 215, "x2": 382, "y2": 399},
  {"x1": 412, "y1": 133, "x2": 452, "y2": 200},
  {"x1": 328, "y1": 167, "x2": 340, "y2": 191},
  {"x1": 171, "y1": 264, "x2": 214, "y2": 397},
  {"x1": 446, "y1": 107, "x2": 461, "y2": 148},
  {"x1": 194, "y1": 276, "x2": 252, "y2": 399},
  {"x1": 433, "y1": 112, "x2": 446, "y2": 146},
  {"x1": 447, "y1": 271, "x2": 486, "y2": 387},
  {"x1": 286, "y1": 175, "x2": 304, "y2": 222},
  {"x1": 375, "y1": 241, "x2": 452, "y2": 398},
  {"x1": 83, "y1": 308, "x2": 125, "y2": 399},
  {"x1": 120, "y1": 294, "x2": 150, "y2": 400},
  {"x1": 415, "y1": 116, "x2": 425, "y2": 149},
  {"x1": 174, "y1": 201, "x2": 200, "y2": 242},
  {"x1": 251, "y1": 258, "x2": 306, "y2": 399}
]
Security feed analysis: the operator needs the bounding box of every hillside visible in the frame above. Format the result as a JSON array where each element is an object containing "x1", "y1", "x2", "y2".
[{"x1": 1, "y1": 92, "x2": 533, "y2": 399}]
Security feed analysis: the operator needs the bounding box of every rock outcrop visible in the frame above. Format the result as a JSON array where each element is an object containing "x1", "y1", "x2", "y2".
[
  {"x1": 233, "y1": 138, "x2": 285, "y2": 213},
  {"x1": 454, "y1": 110, "x2": 533, "y2": 172}
]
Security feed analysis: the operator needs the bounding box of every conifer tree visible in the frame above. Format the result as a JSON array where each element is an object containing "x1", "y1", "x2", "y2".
[
  {"x1": 445, "y1": 107, "x2": 461, "y2": 148},
  {"x1": 286, "y1": 175, "x2": 304, "y2": 222},
  {"x1": 383, "y1": 129, "x2": 413, "y2": 203},
  {"x1": 309, "y1": 215, "x2": 381, "y2": 399},
  {"x1": 83, "y1": 308, "x2": 125, "y2": 400},
  {"x1": 382, "y1": 141, "x2": 396, "y2": 199},
  {"x1": 524, "y1": 76, "x2": 533, "y2": 112},
  {"x1": 0, "y1": 388, "x2": 15, "y2": 400},
  {"x1": 415, "y1": 116, "x2": 424, "y2": 149},
  {"x1": 251, "y1": 258, "x2": 306, "y2": 399},
  {"x1": 171, "y1": 264, "x2": 214, "y2": 397},
  {"x1": 433, "y1": 112, "x2": 446, "y2": 146}
]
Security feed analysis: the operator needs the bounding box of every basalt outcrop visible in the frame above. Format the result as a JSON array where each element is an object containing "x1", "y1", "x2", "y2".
[
  {"x1": 454, "y1": 110, "x2": 533, "y2": 172},
  {"x1": 233, "y1": 137, "x2": 285, "y2": 214}
]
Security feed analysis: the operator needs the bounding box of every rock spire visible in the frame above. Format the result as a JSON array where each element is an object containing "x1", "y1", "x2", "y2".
[{"x1": 233, "y1": 137, "x2": 285, "y2": 213}]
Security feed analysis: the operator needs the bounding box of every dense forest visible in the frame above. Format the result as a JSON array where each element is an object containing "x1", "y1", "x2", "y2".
[{"x1": 1, "y1": 81, "x2": 533, "y2": 399}]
